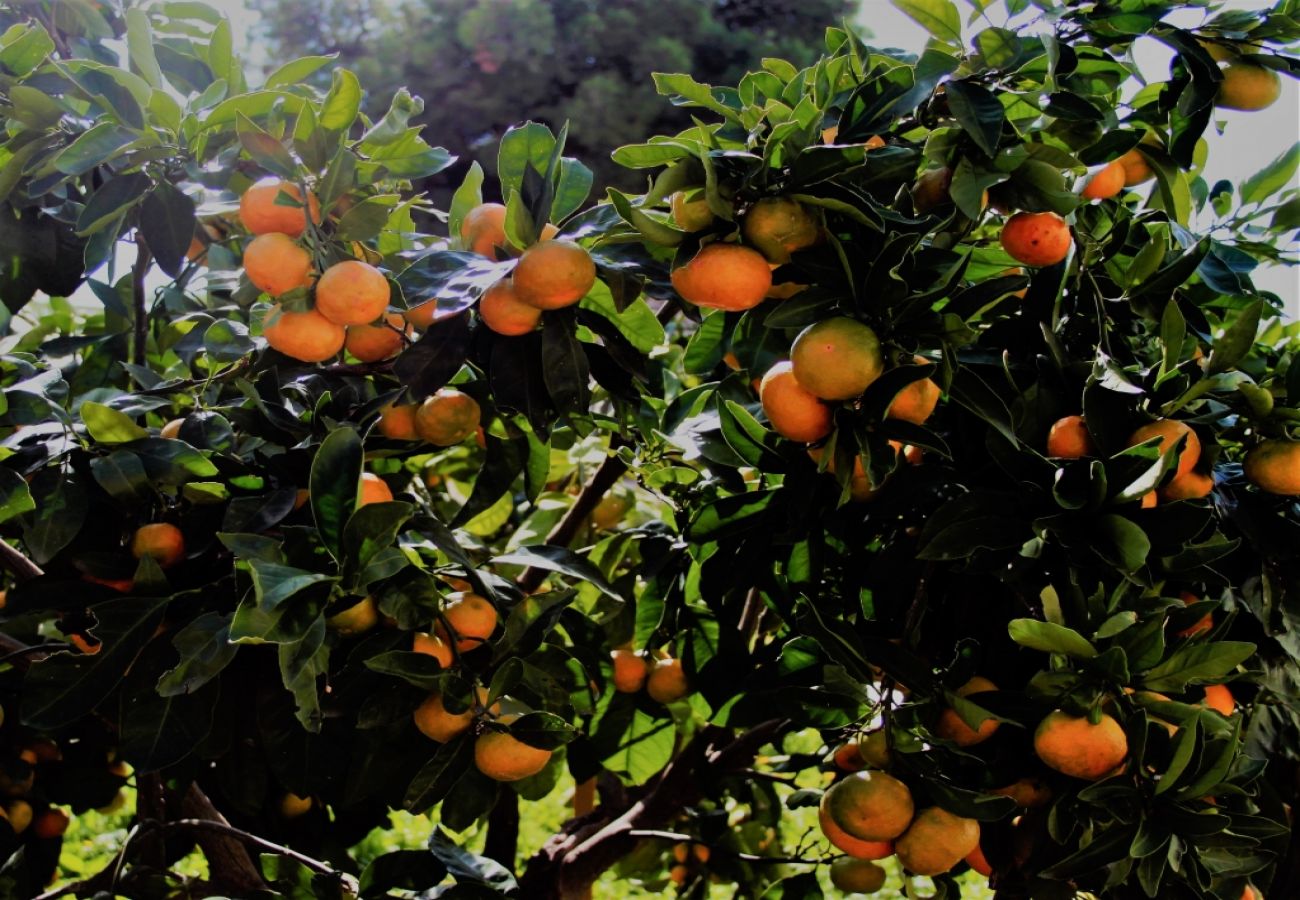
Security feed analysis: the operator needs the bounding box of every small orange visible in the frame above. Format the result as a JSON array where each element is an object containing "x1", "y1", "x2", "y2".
[
  {"x1": 1001, "y1": 212, "x2": 1072, "y2": 267},
  {"x1": 912, "y1": 167, "x2": 954, "y2": 213},
  {"x1": 760, "y1": 361, "x2": 833, "y2": 443},
  {"x1": 412, "y1": 630, "x2": 454, "y2": 668},
  {"x1": 832, "y1": 742, "x2": 866, "y2": 772},
  {"x1": 358, "y1": 472, "x2": 393, "y2": 506},
  {"x1": 243, "y1": 233, "x2": 314, "y2": 297},
  {"x1": 160, "y1": 418, "x2": 184, "y2": 440},
  {"x1": 315, "y1": 260, "x2": 391, "y2": 327},
  {"x1": 1047, "y1": 415, "x2": 1096, "y2": 458},
  {"x1": 741, "y1": 196, "x2": 820, "y2": 264},
  {"x1": 1117, "y1": 142, "x2": 1156, "y2": 186},
  {"x1": 646, "y1": 657, "x2": 689, "y2": 703},
  {"x1": 1034, "y1": 710, "x2": 1128, "y2": 779},
  {"x1": 413, "y1": 693, "x2": 474, "y2": 742},
  {"x1": 263, "y1": 305, "x2": 346, "y2": 362},
  {"x1": 279, "y1": 792, "x2": 313, "y2": 819},
  {"x1": 131, "y1": 523, "x2": 185, "y2": 568},
  {"x1": 414, "y1": 389, "x2": 482, "y2": 446},
  {"x1": 461, "y1": 203, "x2": 508, "y2": 257},
  {"x1": 819, "y1": 806, "x2": 895, "y2": 859},
  {"x1": 611, "y1": 648, "x2": 648, "y2": 693},
  {"x1": 441, "y1": 591, "x2": 498, "y2": 651},
  {"x1": 1176, "y1": 590, "x2": 1213, "y2": 638},
  {"x1": 934, "y1": 676, "x2": 1000, "y2": 747},
  {"x1": 989, "y1": 776, "x2": 1053, "y2": 808},
  {"x1": 789, "y1": 317, "x2": 884, "y2": 401},
  {"x1": 1127, "y1": 419, "x2": 1200, "y2": 477},
  {"x1": 479, "y1": 279, "x2": 542, "y2": 335},
  {"x1": 670, "y1": 243, "x2": 772, "y2": 311},
  {"x1": 1080, "y1": 161, "x2": 1126, "y2": 200},
  {"x1": 671, "y1": 192, "x2": 714, "y2": 232},
  {"x1": 886, "y1": 358, "x2": 941, "y2": 425},
  {"x1": 377, "y1": 402, "x2": 420, "y2": 440},
  {"x1": 475, "y1": 730, "x2": 552, "y2": 781},
  {"x1": 808, "y1": 446, "x2": 878, "y2": 503},
  {"x1": 32, "y1": 808, "x2": 69, "y2": 839},
  {"x1": 895, "y1": 807, "x2": 981, "y2": 877},
  {"x1": 1217, "y1": 61, "x2": 1281, "y2": 111},
  {"x1": 345, "y1": 313, "x2": 408, "y2": 362},
  {"x1": 829, "y1": 857, "x2": 888, "y2": 892},
  {"x1": 1203, "y1": 684, "x2": 1235, "y2": 716},
  {"x1": 325, "y1": 597, "x2": 379, "y2": 635},
  {"x1": 512, "y1": 241, "x2": 597, "y2": 310},
  {"x1": 239, "y1": 179, "x2": 321, "y2": 238}
]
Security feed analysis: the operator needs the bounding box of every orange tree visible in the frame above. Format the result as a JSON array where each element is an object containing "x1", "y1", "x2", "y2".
[{"x1": 0, "y1": 1, "x2": 1297, "y2": 898}]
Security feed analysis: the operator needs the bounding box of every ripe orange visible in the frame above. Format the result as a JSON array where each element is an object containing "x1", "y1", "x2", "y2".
[
  {"x1": 512, "y1": 241, "x2": 597, "y2": 309},
  {"x1": 1047, "y1": 415, "x2": 1096, "y2": 458},
  {"x1": 741, "y1": 196, "x2": 820, "y2": 264},
  {"x1": 355, "y1": 474, "x2": 393, "y2": 508},
  {"x1": 475, "y1": 730, "x2": 552, "y2": 781},
  {"x1": 461, "y1": 203, "x2": 508, "y2": 257},
  {"x1": 377, "y1": 402, "x2": 420, "y2": 440},
  {"x1": 326, "y1": 597, "x2": 379, "y2": 635},
  {"x1": 808, "y1": 446, "x2": 878, "y2": 503},
  {"x1": 413, "y1": 693, "x2": 475, "y2": 742},
  {"x1": 1161, "y1": 469, "x2": 1214, "y2": 502},
  {"x1": 315, "y1": 260, "x2": 391, "y2": 327},
  {"x1": 345, "y1": 313, "x2": 407, "y2": 362},
  {"x1": 412, "y1": 630, "x2": 454, "y2": 668},
  {"x1": 670, "y1": 243, "x2": 772, "y2": 311},
  {"x1": 912, "y1": 167, "x2": 953, "y2": 213},
  {"x1": 405, "y1": 299, "x2": 441, "y2": 329},
  {"x1": 821, "y1": 770, "x2": 915, "y2": 842},
  {"x1": 886, "y1": 358, "x2": 941, "y2": 424},
  {"x1": 67, "y1": 633, "x2": 101, "y2": 655},
  {"x1": 647, "y1": 657, "x2": 689, "y2": 703},
  {"x1": 1033, "y1": 710, "x2": 1128, "y2": 779},
  {"x1": 1140, "y1": 491, "x2": 1158, "y2": 508},
  {"x1": 1127, "y1": 419, "x2": 1200, "y2": 477},
  {"x1": 1001, "y1": 212, "x2": 1072, "y2": 267},
  {"x1": 671, "y1": 192, "x2": 714, "y2": 232},
  {"x1": 132, "y1": 523, "x2": 185, "y2": 568},
  {"x1": 160, "y1": 418, "x2": 184, "y2": 440},
  {"x1": 1203, "y1": 684, "x2": 1235, "y2": 716},
  {"x1": 895, "y1": 807, "x2": 980, "y2": 876},
  {"x1": 668, "y1": 865, "x2": 689, "y2": 885},
  {"x1": 441, "y1": 591, "x2": 498, "y2": 651},
  {"x1": 760, "y1": 361, "x2": 833, "y2": 443},
  {"x1": 1117, "y1": 140, "x2": 1157, "y2": 186},
  {"x1": 965, "y1": 842, "x2": 993, "y2": 877},
  {"x1": 829, "y1": 858, "x2": 888, "y2": 892},
  {"x1": 239, "y1": 179, "x2": 321, "y2": 238},
  {"x1": 1217, "y1": 62, "x2": 1281, "y2": 111},
  {"x1": 263, "y1": 305, "x2": 345, "y2": 362},
  {"x1": 479, "y1": 279, "x2": 542, "y2": 335},
  {"x1": 243, "y1": 233, "x2": 314, "y2": 297},
  {"x1": 1080, "y1": 161, "x2": 1126, "y2": 200},
  {"x1": 611, "y1": 648, "x2": 648, "y2": 692},
  {"x1": 1244, "y1": 440, "x2": 1300, "y2": 495},
  {"x1": 857, "y1": 730, "x2": 891, "y2": 768},
  {"x1": 1176, "y1": 591, "x2": 1213, "y2": 638},
  {"x1": 790, "y1": 317, "x2": 884, "y2": 401},
  {"x1": 989, "y1": 776, "x2": 1053, "y2": 808},
  {"x1": 279, "y1": 792, "x2": 312, "y2": 819},
  {"x1": 818, "y1": 807, "x2": 896, "y2": 860},
  {"x1": 414, "y1": 388, "x2": 482, "y2": 446},
  {"x1": 935, "y1": 676, "x2": 1000, "y2": 747},
  {"x1": 32, "y1": 808, "x2": 70, "y2": 839},
  {"x1": 832, "y1": 742, "x2": 866, "y2": 772}
]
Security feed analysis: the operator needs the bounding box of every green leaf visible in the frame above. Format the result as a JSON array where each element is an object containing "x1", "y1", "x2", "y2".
[
  {"x1": 1239, "y1": 142, "x2": 1299, "y2": 207},
  {"x1": 0, "y1": 468, "x2": 35, "y2": 526},
  {"x1": 140, "y1": 182, "x2": 197, "y2": 278},
  {"x1": 364, "y1": 650, "x2": 448, "y2": 689},
  {"x1": 76, "y1": 172, "x2": 151, "y2": 235},
  {"x1": 551, "y1": 158, "x2": 594, "y2": 224},
  {"x1": 342, "y1": 500, "x2": 413, "y2": 580},
  {"x1": 651, "y1": 73, "x2": 740, "y2": 121},
  {"x1": 945, "y1": 81, "x2": 1004, "y2": 158},
  {"x1": 54, "y1": 123, "x2": 138, "y2": 176},
  {"x1": 497, "y1": 121, "x2": 555, "y2": 206},
  {"x1": 264, "y1": 54, "x2": 338, "y2": 89},
  {"x1": 491, "y1": 545, "x2": 622, "y2": 601},
  {"x1": 1092, "y1": 514, "x2": 1150, "y2": 572},
  {"x1": 975, "y1": 27, "x2": 1020, "y2": 68},
  {"x1": 279, "y1": 616, "x2": 327, "y2": 731},
  {"x1": 21, "y1": 474, "x2": 87, "y2": 565},
  {"x1": 90, "y1": 451, "x2": 152, "y2": 503},
  {"x1": 1155, "y1": 714, "x2": 1199, "y2": 796},
  {"x1": 337, "y1": 195, "x2": 399, "y2": 242},
  {"x1": 541, "y1": 322, "x2": 591, "y2": 416},
  {"x1": 0, "y1": 22, "x2": 54, "y2": 76},
  {"x1": 404, "y1": 736, "x2": 474, "y2": 811},
  {"x1": 1141, "y1": 642, "x2": 1255, "y2": 693},
  {"x1": 1205, "y1": 299, "x2": 1262, "y2": 375},
  {"x1": 229, "y1": 561, "x2": 334, "y2": 644},
  {"x1": 1008, "y1": 619, "x2": 1098, "y2": 658},
  {"x1": 156, "y1": 612, "x2": 239, "y2": 696},
  {"x1": 310, "y1": 428, "x2": 363, "y2": 562},
  {"x1": 890, "y1": 0, "x2": 962, "y2": 46},
  {"x1": 123, "y1": 9, "x2": 163, "y2": 88},
  {"x1": 320, "y1": 68, "x2": 362, "y2": 133},
  {"x1": 236, "y1": 112, "x2": 297, "y2": 179},
  {"x1": 81, "y1": 401, "x2": 149, "y2": 443},
  {"x1": 449, "y1": 161, "x2": 485, "y2": 238}
]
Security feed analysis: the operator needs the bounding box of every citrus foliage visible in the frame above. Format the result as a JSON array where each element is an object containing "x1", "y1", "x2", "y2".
[{"x1": 0, "y1": 1, "x2": 1297, "y2": 899}]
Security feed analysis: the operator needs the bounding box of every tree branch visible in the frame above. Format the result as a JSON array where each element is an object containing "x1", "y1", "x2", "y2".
[
  {"x1": 132, "y1": 238, "x2": 152, "y2": 368},
  {"x1": 178, "y1": 783, "x2": 265, "y2": 893},
  {"x1": 0, "y1": 539, "x2": 43, "y2": 581},
  {"x1": 483, "y1": 789, "x2": 520, "y2": 869}
]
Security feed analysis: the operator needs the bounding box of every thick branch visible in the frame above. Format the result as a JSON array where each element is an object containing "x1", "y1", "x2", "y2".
[
  {"x1": 179, "y1": 783, "x2": 265, "y2": 893},
  {"x1": 132, "y1": 239, "x2": 152, "y2": 368},
  {"x1": 483, "y1": 790, "x2": 520, "y2": 868}
]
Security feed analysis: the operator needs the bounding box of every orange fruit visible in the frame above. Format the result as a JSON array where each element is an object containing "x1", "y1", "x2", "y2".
[
  {"x1": 4, "y1": 800, "x2": 32, "y2": 834},
  {"x1": 741, "y1": 196, "x2": 820, "y2": 264},
  {"x1": 1117, "y1": 141, "x2": 1157, "y2": 186},
  {"x1": 479, "y1": 279, "x2": 542, "y2": 335},
  {"x1": 512, "y1": 240, "x2": 597, "y2": 309},
  {"x1": 405, "y1": 299, "x2": 441, "y2": 329},
  {"x1": 912, "y1": 167, "x2": 953, "y2": 213},
  {"x1": 1127, "y1": 419, "x2": 1200, "y2": 477},
  {"x1": 832, "y1": 742, "x2": 866, "y2": 772},
  {"x1": 414, "y1": 388, "x2": 482, "y2": 446},
  {"x1": 1034, "y1": 710, "x2": 1128, "y2": 779},
  {"x1": 965, "y1": 842, "x2": 993, "y2": 877},
  {"x1": 412, "y1": 630, "x2": 454, "y2": 667},
  {"x1": 315, "y1": 260, "x2": 391, "y2": 327},
  {"x1": 818, "y1": 807, "x2": 895, "y2": 860},
  {"x1": 895, "y1": 807, "x2": 980, "y2": 877},
  {"x1": 345, "y1": 313, "x2": 408, "y2": 362},
  {"x1": 1161, "y1": 469, "x2": 1214, "y2": 502},
  {"x1": 829, "y1": 857, "x2": 888, "y2": 892},
  {"x1": 32, "y1": 808, "x2": 69, "y2": 839},
  {"x1": 1176, "y1": 590, "x2": 1213, "y2": 638},
  {"x1": 243, "y1": 233, "x2": 313, "y2": 297},
  {"x1": 67, "y1": 633, "x2": 101, "y2": 655},
  {"x1": 263, "y1": 305, "x2": 345, "y2": 362},
  {"x1": 475, "y1": 730, "x2": 552, "y2": 781},
  {"x1": 358, "y1": 472, "x2": 393, "y2": 506},
  {"x1": 1141, "y1": 491, "x2": 1158, "y2": 508},
  {"x1": 132, "y1": 523, "x2": 185, "y2": 568},
  {"x1": 611, "y1": 648, "x2": 648, "y2": 692},
  {"x1": 279, "y1": 792, "x2": 312, "y2": 819},
  {"x1": 790, "y1": 317, "x2": 884, "y2": 401},
  {"x1": 647, "y1": 657, "x2": 689, "y2": 703},
  {"x1": 413, "y1": 693, "x2": 475, "y2": 742},
  {"x1": 187, "y1": 234, "x2": 208, "y2": 263},
  {"x1": 1080, "y1": 161, "x2": 1126, "y2": 200},
  {"x1": 935, "y1": 676, "x2": 1000, "y2": 747},
  {"x1": 670, "y1": 243, "x2": 772, "y2": 311},
  {"x1": 989, "y1": 776, "x2": 1053, "y2": 808},
  {"x1": 668, "y1": 865, "x2": 689, "y2": 885},
  {"x1": 591, "y1": 492, "x2": 631, "y2": 529},
  {"x1": 83, "y1": 573, "x2": 134, "y2": 593},
  {"x1": 1047, "y1": 415, "x2": 1096, "y2": 458},
  {"x1": 1217, "y1": 61, "x2": 1281, "y2": 111},
  {"x1": 671, "y1": 192, "x2": 714, "y2": 232},
  {"x1": 441, "y1": 591, "x2": 498, "y2": 651},
  {"x1": 1203, "y1": 684, "x2": 1235, "y2": 716},
  {"x1": 239, "y1": 179, "x2": 321, "y2": 238},
  {"x1": 377, "y1": 402, "x2": 420, "y2": 441},
  {"x1": 326, "y1": 597, "x2": 379, "y2": 635},
  {"x1": 857, "y1": 730, "x2": 891, "y2": 768},
  {"x1": 821, "y1": 770, "x2": 914, "y2": 842},
  {"x1": 461, "y1": 203, "x2": 508, "y2": 257},
  {"x1": 821, "y1": 125, "x2": 839, "y2": 144},
  {"x1": 1001, "y1": 211, "x2": 1072, "y2": 267},
  {"x1": 886, "y1": 358, "x2": 941, "y2": 424},
  {"x1": 1244, "y1": 440, "x2": 1300, "y2": 495},
  {"x1": 808, "y1": 447, "x2": 878, "y2": 503},
  {"x1": 760, "y1": 361, "x2": 833, "y2": 443},
  {"x1": 160, "y1": 418, "x2": 184, "y2": 440}
]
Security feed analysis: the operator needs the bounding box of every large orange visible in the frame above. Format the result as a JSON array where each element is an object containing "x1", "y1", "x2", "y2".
[
  {"x1": 611, "y1": 648, "x2": 648, "y2": 693},
  {"x1": 475, "y1": 730, "x2": 552, "y2": 782},
  {"x1": 132, "y1": 523, "x2": 185, "y2": 568},
  {"x1": 1080, "y1": 161, "x2": 1126, "y2": 200},
  {"x1": 243, "y1": 233, "x2": 314, "y2": 296},
  {"x1": 1127, "y1": 419, "x2": 1200, "y2": 477},
  {"x1": 829, "y1": 858, "x2": 887, "y2": 892},
  {"x1": 670, "y1": 243, "x2": 772, "y2": 311},
  {"x1": 412, "y1": 630, "x2": 454, "y2": 668},
  {"x1": 1001, "y1": 212, "x2": 1072, "y2": 267},
  {"x1": 790, "y1": 317, "x2": 884, "y2": 401},
  {"x1": 965, "y1": 842, "x2": 993, "y2": 877},
  {"x1": 818, "y1": 807, "x2": 895, "y2": 859},
  {"x1": 894, "y1": 807, "x2": 980, "y2": 877},
  {"x1": 413, "y1": 693, "x2": 474, "y2": 742},
  {"x1": 647, "y1": 657, "x2": 690, "y2": 703},
  {"x1": 345, "y1": 313, "x2": 408, "y2": 362},
  {"x1": 461, "y1": 203, "x2": 508, "y2": 257},
  {"x1": 239, "y1": 179, "x2": 321, "y2": 238},
  {"x1": 935, "y1": 676, "x2": 1000, "y2": 747},
  {"x1": 263, "y1": 305, "x2": 345, "y2": 362},
  {"x1": 512, "y1": 241, "x2": 597, "y2": 309},
  {"x1": 377, "y1": 402, "x2": 419, "y2": 440},
  {"x1": 1047, "y1": 415, "x2": 1096, "y2": 458},
  {"x1": 315, "y1": 260, "x2": 391, "y2": 326},
  {"x1": 886, "y1": 358, "x2": 941, "y2": 424},
  {"x1": 759, "y1": 361, "x2": 833, "y2": 443},
  {"x1": 1033, "y1": 710, "x2": 1128, "y2": 779},
  {"x1": 441, "y1": 591, "x2": 498, "y2": 651},
  {"x1": 821, "y1": 770, "x2": 914, "y2": 842},
  {"x1": 358, "y1": 472, "x2": 393, "y2": 506},
  {"x1": 671, "y1": 192, "x2": 714, "y2": 232},
  {"x1": 479, "y1": 279, "x2": 542, "y2": 335},
  {"x1": 325, "y1": 597, "x2": 379, "y2": 635},
  {"x1": 1244, "y1": 439, "x2": 1300, "y2": 495},
  {"x1": 1216, "y1": 62, "x2": 1281, "y2": 111},
  {"x1": 414, "y1": 388, "x2": 482, "y2": 446},
  {"x1": 741, "y1": 196, "x2": 820, "y2": 264}
]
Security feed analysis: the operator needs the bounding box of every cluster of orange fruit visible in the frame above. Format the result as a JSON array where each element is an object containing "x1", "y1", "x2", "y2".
[
  {"x1": 667, "y1": 841, "x2": 711, "y2": 886},
  {"x1": 609, "y1": 648, "x2": 690, "y2": 703},
  {"x1": 0, "y1": 730, "x2": 81, "y2": 849}
]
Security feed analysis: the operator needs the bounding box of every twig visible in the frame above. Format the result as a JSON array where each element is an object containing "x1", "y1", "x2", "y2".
[
  {"x1": 0, "y1": 539, "x2": 44, "y2": 581},
  {"x1": 626, "y1": 830, "x2": 831, "y2": 865},
  {"x1": 319, "y1": 360, "x2": 394, "y2": 376},
  {"x1": 132, "y1": 239, "x2": 153, "y2": 368},
  {"x1": 135, "y1": 356, "x2": 253, "y2": 396}
]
